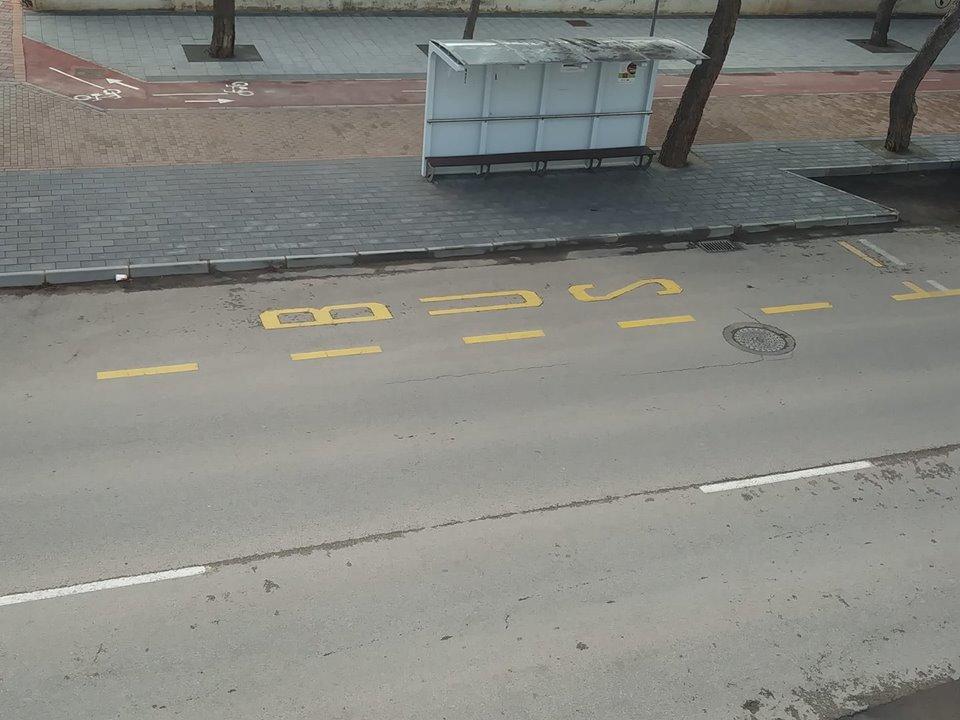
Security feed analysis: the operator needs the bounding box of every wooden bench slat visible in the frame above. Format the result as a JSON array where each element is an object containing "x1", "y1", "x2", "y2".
[
  {"x1": 427, "y1": 146, "x2": 653, "y2": 168},
  {"x1": 425, "y1": 146, "x2": 655, "y2": 179}
]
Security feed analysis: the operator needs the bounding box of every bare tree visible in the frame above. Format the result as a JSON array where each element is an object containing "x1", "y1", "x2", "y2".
[
  {"x1": 209, "y1": 0, "x2": 236, "y2": 59},
  {"x1": 870, "y1": 0, "x2": 901, "y2": 47},
  {"x1": 886, "y1": 0, "x2": 960, "y2": 152},
  {"x1": 658, "y1": 0, "x2": 741, "y2": 168},
  {"x1": 463, "y1": 0, "x2": 482, "y2": 40}
]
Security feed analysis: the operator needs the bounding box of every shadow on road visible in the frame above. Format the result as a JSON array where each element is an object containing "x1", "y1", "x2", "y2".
[
  {"x1": 823, "y1": 170, "x2": 960, "y2": 229},
  {"x1": 841, "y1": 678, "x2": 960, "y2": 719}
]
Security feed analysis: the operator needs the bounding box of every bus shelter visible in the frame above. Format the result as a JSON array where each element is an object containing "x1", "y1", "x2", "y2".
[{"x1": 421, "y1": 37, "x2": 706, "y2": 177}]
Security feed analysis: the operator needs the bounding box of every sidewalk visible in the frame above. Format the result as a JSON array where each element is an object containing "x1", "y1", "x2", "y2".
[
  {"x1": 3, "y1": 134, "x2": 960, "y2": 286},
  {"x1": 5, "y1": 4, "x2": 960, "y2": 288},
  {"x1": 0, "y1": 0, "x2": 11, "y2": 79},
  {"x1": 23, "y1": 13, "x2": 960, "y2": 81},
  {"x1": 6, "y1": 78, "x2": 960, "y2": 170}
]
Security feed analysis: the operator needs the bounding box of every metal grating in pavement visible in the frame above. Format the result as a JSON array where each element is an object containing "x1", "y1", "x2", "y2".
[{"x1": 697, "y1": 239, "x2": 743, "y2": 253}]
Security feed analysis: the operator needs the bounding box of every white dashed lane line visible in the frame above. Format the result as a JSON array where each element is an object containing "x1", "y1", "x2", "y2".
[
  {"x1": 0, "y1": 566, "x2": 207, "y2": 607},
  {"x1": 699, "y1": 460, "x2": 874, "y2": 494},
  {"x1": 857, "y1": 239, "x2": 906, "y2": 267}
]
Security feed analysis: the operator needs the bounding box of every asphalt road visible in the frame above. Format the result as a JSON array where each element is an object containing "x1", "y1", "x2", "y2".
[{"x1": 1, "y1": 220, "x2": 959, "y2": 718}]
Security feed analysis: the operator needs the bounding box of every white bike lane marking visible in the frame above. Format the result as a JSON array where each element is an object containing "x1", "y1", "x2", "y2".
[{"x1": 152, "y1": 81, "x2": 254, "y2": 105}]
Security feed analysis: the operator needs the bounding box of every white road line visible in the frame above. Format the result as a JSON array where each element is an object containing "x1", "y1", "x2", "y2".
[
  {"x1": 928, "y1": 280, "x2": 949, "y2": 291},
  {"x1": 49, "y1": 66, "x2": 105, "y2": 90},
  {"x1": 105, "y1": 77, "x2": 141, "y2": 91},
  {"x1": 699, "y1": 460, "x2": 873, "y2": 494},
  {"x1": 857, "y1": 238, "x2": 905, "y2": 266},
  {"x1": 152, "y1": 92, "x2": 228, "y2": 97},
  {"x1": 0, "y1": 566, "x2": 207, "y2": 608}
]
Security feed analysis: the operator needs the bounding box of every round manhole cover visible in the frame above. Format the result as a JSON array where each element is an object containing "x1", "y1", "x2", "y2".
[{"x1": 723, "y1": 322, "x2": 795, "y2": 356}]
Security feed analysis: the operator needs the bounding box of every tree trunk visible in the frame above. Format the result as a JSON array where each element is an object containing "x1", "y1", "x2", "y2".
[
  {"x1": 658, "y1": 0, "x2": 741, "y2": 168},
  {"x1": 870, "y1": 0, "x2": 900, "y2": 47},
  {"x1": 462, "y1": 0, "x2": 482, "y2": 39},
  {"x1": 885, "y1": 1, "x2": 960, "y2": 153},
  {"x1": 209, "y1": 0, "x2": 236, "y2": 60}
]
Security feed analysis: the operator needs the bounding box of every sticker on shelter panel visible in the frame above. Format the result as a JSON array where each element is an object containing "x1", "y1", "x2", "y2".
[{"x1": 618, "y1": 62, "x2": 638, "y2": 83}]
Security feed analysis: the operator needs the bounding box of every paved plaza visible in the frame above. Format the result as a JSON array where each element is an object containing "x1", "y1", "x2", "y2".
[{"x1": 23, "y1": 13, "x2": 960, "y2": 80}]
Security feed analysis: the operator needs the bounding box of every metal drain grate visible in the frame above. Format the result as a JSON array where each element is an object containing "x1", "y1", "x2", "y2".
[
  {"x1": 723, "y1": 322, "x2": 795, "y2": 356},
  {"x1": 566, "y1": 19, "x2": 592, "y2": 26},
  {"x1": 697, "y1": 239, "x2": 742, "y2": 253}
]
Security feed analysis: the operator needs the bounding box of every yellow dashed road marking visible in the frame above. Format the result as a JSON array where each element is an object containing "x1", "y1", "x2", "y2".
[
  {"x1": 761, "y1": 302, "x2": 832, "y2": 315},
  {"x1": 618, "y1": 314, "x2": 696, "y2": 329},
  {"x1": 838, "y1": 240, "x2": 884, "y2": 268},
  {"x1": 462, "y1": 330, "x2": 545, "y2": 344},
  {"x1": 97, "y1": 363, "x2": 199, "y2": 380},
  {"x1": 291, "y1": 345, "x2": 382, "y2": 361}
]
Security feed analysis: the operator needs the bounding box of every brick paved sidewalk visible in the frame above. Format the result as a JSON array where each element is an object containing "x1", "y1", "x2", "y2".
[
  {"x1": 0, "y1": 11, "x2": 10, "y2": 79},
  {"x1": 23, "y1": 13, "x2": 960, "y2": 81},
  {"x1": 4, "y1": 80, "x2": 960, "y2": 170},
  {"x1": 0, "y1": 0, "x2": 17, "y2": 80},
  {"x1": 2, "y1": 134, "x2": 959, "y2": 286}
]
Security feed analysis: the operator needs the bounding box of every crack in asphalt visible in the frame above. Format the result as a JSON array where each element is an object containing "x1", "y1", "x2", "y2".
[
  {"x1": 385, "y1": 362, "x2": 568, "y2": 384},
  {"x1": 619, "y1": 357, "x2": 766, "y2": 377},
  {"x1": 206, "y1": 441, "x2": 959, "y2": 572},
  {"x1": 7, "y1": 442, "x2": 958, "y2": 596}
]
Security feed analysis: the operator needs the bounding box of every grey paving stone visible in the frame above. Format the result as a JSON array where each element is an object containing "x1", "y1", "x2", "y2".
[
  {"x1": 0, "y1": 135, "x2": 957, "y2": 287},
  {"x1": 210, "y1": 257, "x2": 286, "y2": 271},
  {"x1": 129, "y1": 260, "x2": 210, "y2": 277},
  {"x1": 45, "y1": 266, "x2": 129, "y2": 284},
  {"x1": 0, "y1": 271, "x2": 46, "y2": 287}
]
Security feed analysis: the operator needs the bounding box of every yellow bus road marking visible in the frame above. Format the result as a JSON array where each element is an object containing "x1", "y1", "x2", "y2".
[
  {"x1": 97, "y1": 363, "x2": 199, "y2": 380},
  {"x1": 569, "y1": 277, "x2": 682, "y2": 302},
  {"x1": 291, "y1": 345, "x2": 382, "y2": 361},
  {"x1": 838, "y1": 240, "x2": 884, "y2": 268},
  {"x1": 462, "y1": 330, "x2": 545, "y2": 345},
  {"x1": 618, "y1": 314, "x2": 696, "y2": 329},
  {"x1": 260, "y1": 302, "x2": 392, "y2": 329},
  {"x1": 892, "y1": 281, "x2": 960, "y2": 301},
  {"x1": 761, "y1": 302, "x2": 832, "y2": 315},
  {"x1": 420, "y1": 290, "x2": 542, "y2": 316}
]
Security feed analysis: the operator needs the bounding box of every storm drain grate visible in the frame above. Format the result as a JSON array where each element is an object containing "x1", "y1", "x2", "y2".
[
  {"x1": 697, "y1": 239, "x2": 742, "y2": 253},
  {"x1": 566, "y1": 19, "x2": 592, "y2": 26},
  {"x1": 723, "y1": 322, "x2": 795, "y2": 356}
]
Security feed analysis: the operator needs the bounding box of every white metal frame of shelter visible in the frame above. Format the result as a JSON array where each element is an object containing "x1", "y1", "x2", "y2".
[{"x1": 421, "y1": 37, "x2": 706, "y2": 177}]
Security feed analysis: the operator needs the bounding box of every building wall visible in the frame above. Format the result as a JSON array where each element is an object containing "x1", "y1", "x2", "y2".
[{"x1": 31, "y1": 0, "x2": 948, "y2": 16}]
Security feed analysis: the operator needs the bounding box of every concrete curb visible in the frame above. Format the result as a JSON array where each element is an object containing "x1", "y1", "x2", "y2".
[{"x1": 0, "y1": 210, "x2": 900, "y2": 289}]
